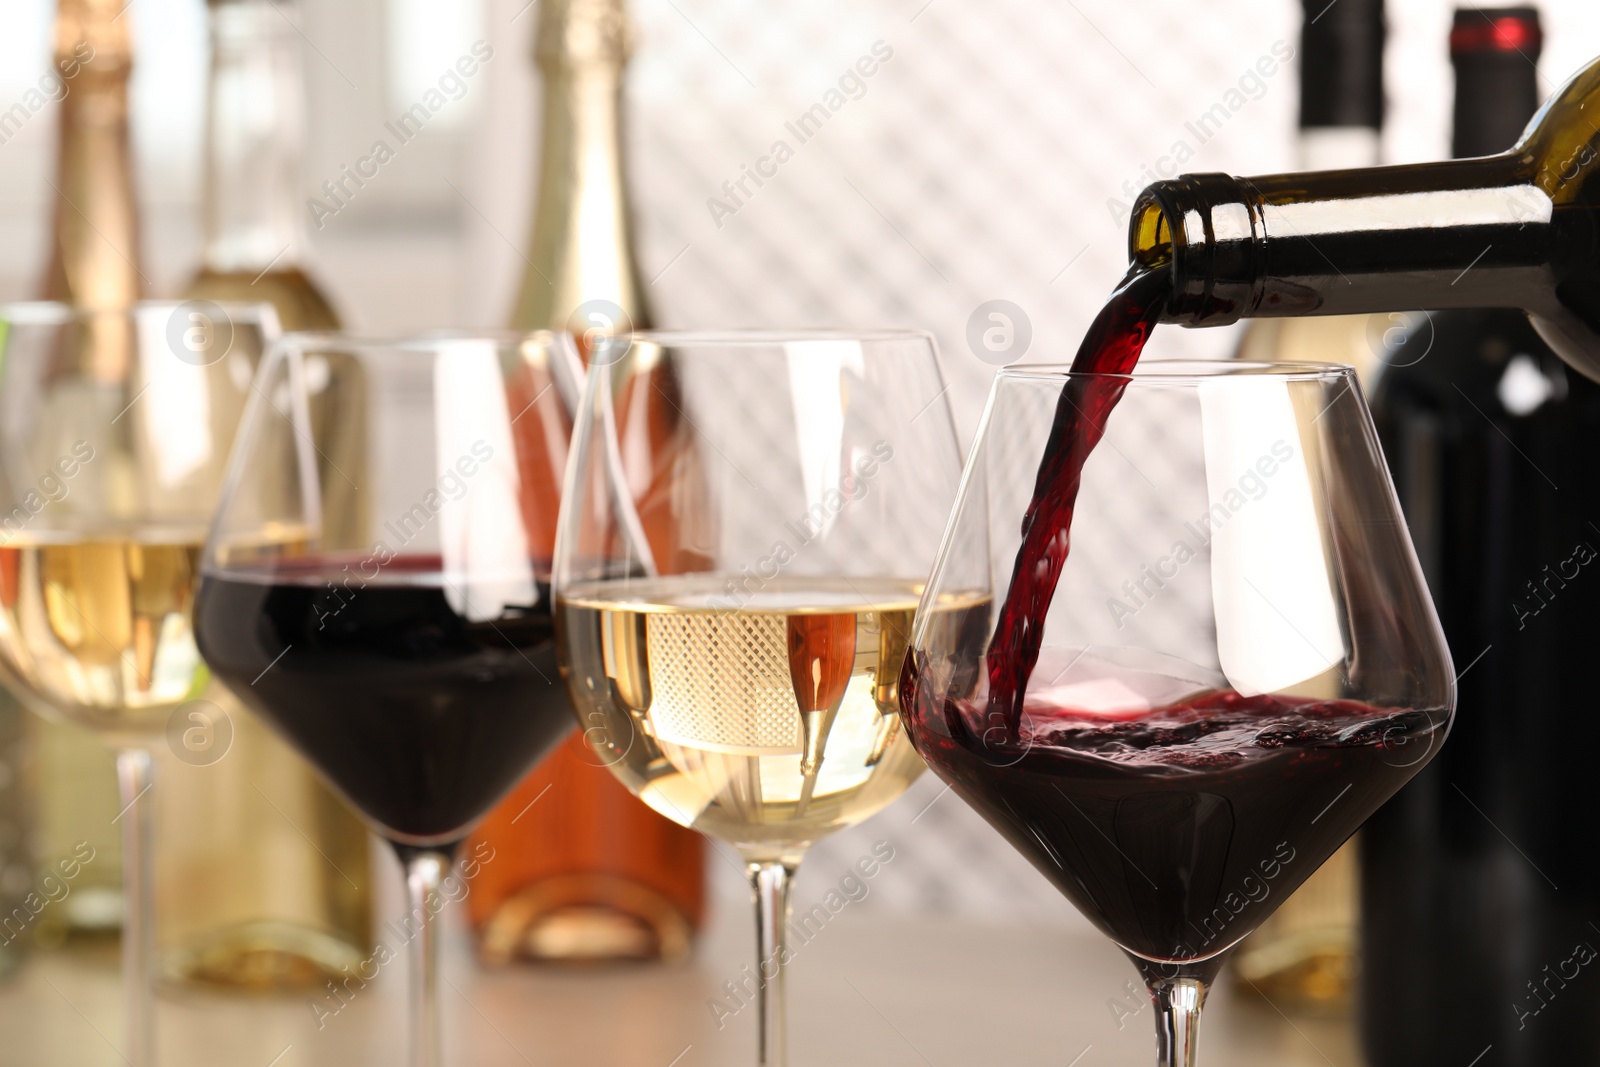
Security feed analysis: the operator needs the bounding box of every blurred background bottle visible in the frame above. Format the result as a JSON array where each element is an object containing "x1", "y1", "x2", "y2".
[
  {"x1": 184, "y1": 0, "x2": 339, "y2": 330},
  {"x1": 41, "y1": 0, "x2": 142, "y2": 312},
  {"x1": 28, "y1": 0, "x2": 144, "y2": 945},
  {"x1": 1235, "y1": 0, "x2": 1387, "y2": 381},
  {"x1": 466, "y1": 0, "x2": 706, "y2": 965},
  {"x1": 157, "y1": 0, "x2": 372, "y2": 991},
  {"x1": 1230, "y1": 0, "x2": 1386, "y2": 1013},
  {"x1": 1362, "y1": 7, "x2": 1600, "y2": 1065}
]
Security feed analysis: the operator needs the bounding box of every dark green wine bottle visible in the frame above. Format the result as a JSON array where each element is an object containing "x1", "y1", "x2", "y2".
[{"x1": 1128, "y1": 42, "x2": 1600, "y2": 377}]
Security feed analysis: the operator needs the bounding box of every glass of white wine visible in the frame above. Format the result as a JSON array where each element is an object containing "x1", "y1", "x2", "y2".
[
  {"x1": 0, "y1": 300, "x2": 276, "y2": 1067},
  {"x1": 553, "y1": 330, "x2": 967, "y2": 1067}
]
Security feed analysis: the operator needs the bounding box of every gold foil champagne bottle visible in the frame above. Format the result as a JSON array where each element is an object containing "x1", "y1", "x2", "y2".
[
  {"x1": 160, "y1": 0, "x2": 372, "y2": 990},
  {"x1": 42, "y1": 0, "x2": 142, "y2": 313},
  {"x1": 29, "y1": 0, "x2": 145, "y2": 944},
  {"x1": 466, "y1": 0, "x2": 707, "y2": 964}
]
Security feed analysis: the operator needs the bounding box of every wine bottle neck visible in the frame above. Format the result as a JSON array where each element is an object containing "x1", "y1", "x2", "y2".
[
  {"x1": 201, "y1": 0, "x2": 308, "y2": 273},
  {"x1": 1297, "y1": 0, "x2": 1384, "y2": 153},
  {"x1": 512, "y1": 0, "x2": 649, "y2": 332},
  {"x1": 43, "y1": 0, "x2": 143, "y2": 308},
  {"x1": 1134, "y1": 52, "x2": 1600, "y2": 380},
  {"x1": 1132, "y1": 160, "x2": 1553, "y2": 327},
  {"x1": 1450, "y1": 8, "x2": 1542, "y2": 160}
]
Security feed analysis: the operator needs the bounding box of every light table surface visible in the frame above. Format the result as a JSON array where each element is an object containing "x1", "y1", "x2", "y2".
[{"x1": 0, "y1": 909, "x2": 1364, "y2": 1066}]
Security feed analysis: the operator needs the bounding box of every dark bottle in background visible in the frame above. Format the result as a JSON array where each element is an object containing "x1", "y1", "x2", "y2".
[{"x1": 1360, "y1": 9, "x2": 1600, "y2": 1065}]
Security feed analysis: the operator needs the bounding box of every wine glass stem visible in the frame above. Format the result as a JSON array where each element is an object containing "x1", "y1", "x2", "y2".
[
  {"x1": 114, "y1": 746, "x2": 155, "y2": 1067},
  {"x1": 402, "y1": 850, "x2": 451, "y2": 1067},
  {"x1": 1149, "y1": 975, "x2": 1209, "y2": 1067},
  {"x1": 748, "y1": 859, "x2": 797, "y2": 1067}
]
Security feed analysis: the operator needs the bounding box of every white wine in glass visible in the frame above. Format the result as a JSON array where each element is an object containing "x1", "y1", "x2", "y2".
[
  {"x1": 0, "y1": 533, "x2": 204, "y2": 737},
  {"x1": 0, "y1": 301, "x2": 274, "y2": 1067},
  {"x1": 560, "y1": 575, "x2": 989, "y2": 855},
  {"x1": 554, "y1": 331, "x2": 964, "y2": 1067}
]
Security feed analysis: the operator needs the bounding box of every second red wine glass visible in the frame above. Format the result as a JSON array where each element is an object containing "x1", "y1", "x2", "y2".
[{"x1": 195, "y1": 331, "x2": 583, "y2": 1067}]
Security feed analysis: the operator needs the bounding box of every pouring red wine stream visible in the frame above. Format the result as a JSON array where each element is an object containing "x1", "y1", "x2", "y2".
[{"x1": 983, "y1": 260, "x2": 1169, "y2": 731}]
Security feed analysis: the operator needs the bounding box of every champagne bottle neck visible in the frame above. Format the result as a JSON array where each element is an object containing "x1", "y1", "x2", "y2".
[
  {"x1": 44, "y1": 0, "x2": 142, "y2": 308},
  {"x1": 512, "y1": 0, "x2": 649, "y2": 332},
  {"x1": 201, "y1": 0, "x2": 308, "y2": 274},
  {"x1": 56, "y1": 0, "x2": 132, "y2": 80}
]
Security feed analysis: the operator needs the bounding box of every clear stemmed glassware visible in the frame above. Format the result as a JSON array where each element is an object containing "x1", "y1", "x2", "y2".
[
  {"x1": 194, "y1": 331, "x2": 582, "y2": 1067},
  {"x1": 553, "y1": 329, "x2": 965, "y2": 1067},
  {"x1": 900, "y1": 361, "x2": 1456, "y2": 1067},
  {"x1": 0, "y1": 300, "x2": 277, "y2": 1067}
]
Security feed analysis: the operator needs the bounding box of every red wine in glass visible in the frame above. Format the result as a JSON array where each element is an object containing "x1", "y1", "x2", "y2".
[
  {"x1": 904, "y1": 685, "x2": 1446, "y2": 965},
  {"x1": 195, "y1": 555, "x2": 574, "y2": 846},
  {"x1": 196, "y1": 329, "x2": 591, "y2": 1067}
]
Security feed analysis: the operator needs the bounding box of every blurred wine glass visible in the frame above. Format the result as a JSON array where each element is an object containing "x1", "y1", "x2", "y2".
[{"x1": 0, "y1": 299, "x2": 276, "y2": 1067}]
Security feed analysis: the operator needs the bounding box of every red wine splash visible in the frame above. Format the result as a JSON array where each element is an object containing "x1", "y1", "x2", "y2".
[{"x1": 984, "y1": 261, "x2": 1169, "y2": 733}]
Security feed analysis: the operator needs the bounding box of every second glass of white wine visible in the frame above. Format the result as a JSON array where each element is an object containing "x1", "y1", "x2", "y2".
[
  {"x1": 0, "y1": 301, "x2": 274, "y2": 1067},
  {"x1": 553, "y1": 330, "x2": 966, "y2": 1067}
]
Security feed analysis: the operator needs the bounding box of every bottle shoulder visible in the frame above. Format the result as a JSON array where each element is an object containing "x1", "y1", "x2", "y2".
[
  {"x1": 185, "y1": 267, "x2": 342, "y2": 332},
  {"x1": 1523, "y1": 57, "x2": 1600, "y2": 205}
]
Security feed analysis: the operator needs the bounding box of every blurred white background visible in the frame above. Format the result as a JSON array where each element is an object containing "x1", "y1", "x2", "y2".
[{"x1": 0, "y1": 0, "x2": 1596, "y2": 931}]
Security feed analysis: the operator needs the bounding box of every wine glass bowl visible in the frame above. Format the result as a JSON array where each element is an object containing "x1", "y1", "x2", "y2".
[
  {"x1": 195, "y1": 330, "x2": 584, "y2": 1066},
  {"x1": 0, "y1": 301, "x2": 270, "y2": 742},
  {"x1": 557, "y1": 573, "x2": 934, "y2": 857},
  {"x1": 553, "y1": 329, "x2": 964, "y2": 1065},
  {"x1": 900, "y1": 361, "x2": 1454, "y2": 1060}
]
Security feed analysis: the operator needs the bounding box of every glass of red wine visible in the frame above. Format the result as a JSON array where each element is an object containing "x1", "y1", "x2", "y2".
[
  {"x1": 194, "y1": 331, "x2": 582, "y2": 1067},
  {"x1": 901, "y1": 360, "x2": 1455, "y2": 1067}
]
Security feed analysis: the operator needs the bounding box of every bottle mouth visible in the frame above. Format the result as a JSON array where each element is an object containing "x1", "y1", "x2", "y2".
[{"x1": 1129, "y1": 174, "x2": 1263, "y2": 328}]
